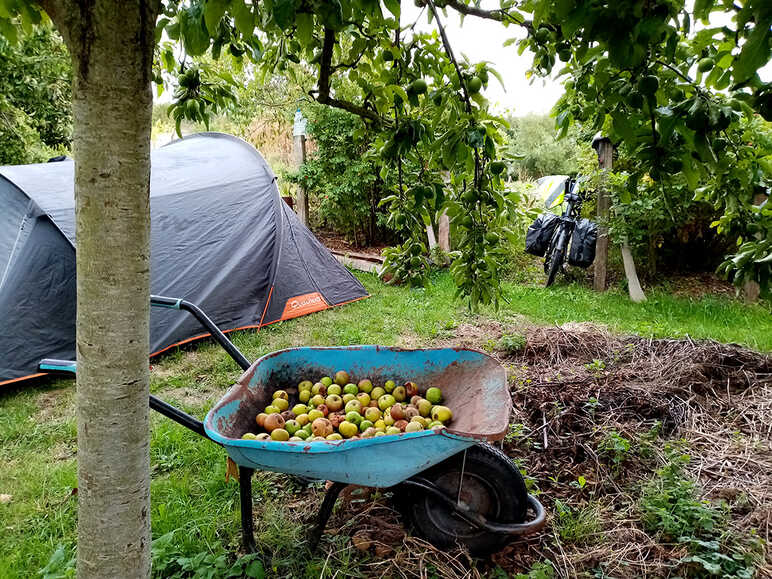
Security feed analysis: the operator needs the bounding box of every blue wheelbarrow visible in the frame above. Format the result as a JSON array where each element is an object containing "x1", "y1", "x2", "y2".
[{"x1": 41, "y1": 296, "x2": 546, "y2": 556}]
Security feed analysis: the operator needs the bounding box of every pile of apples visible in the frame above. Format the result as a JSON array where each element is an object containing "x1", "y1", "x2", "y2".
[{"x1": 241, "y1": 370, "x2": 453, "y2": 442}]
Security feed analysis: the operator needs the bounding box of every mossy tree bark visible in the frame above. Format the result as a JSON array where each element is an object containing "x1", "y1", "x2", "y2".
[{"x1": 39, "y1": 1, "x2": 159, "y2": 577}]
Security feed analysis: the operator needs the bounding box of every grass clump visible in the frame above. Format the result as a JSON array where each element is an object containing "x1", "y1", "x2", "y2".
[{"x1": 552, "y1": 500, "x2": 602, "y2": 545}]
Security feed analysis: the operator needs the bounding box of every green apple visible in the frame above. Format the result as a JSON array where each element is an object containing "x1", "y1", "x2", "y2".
[
  {"x1": 356, "y1": 392, "x2": 371, "y2": 407},
  {"x1": 425, "y1": 387, "x2": 443, "y2": 404},
  {"x1": 327, "y1": 384, "x2": 342, "y2": 396},
  {"x1": 431, "y1": 405, "x2": 453, "y2": 423},
  {"x1": 307, "y1": 409, "x2": 324, "y2": 422},
  {"x1": 370, "y1": 386, "x2": 385, "y2": 400},
  {"x1": 357, "y1": 379, "x2": 373, "y2": 393},
  {"x1": 320, "y1": 376, "x2": 333, "y2": 387},
  {"x1": 295, "y1": 429, "x2": 309, "y2": 440},
  {"x1": 385, "y1": 426, "x2": 401, "y2": 435},
  {"x1": 284, "y1": 420, "x2": 300, "y2": 435},
  {"x1": 343, "y1": 383, "x2": 359, "y2": 396},
  {"x1": 241, "y1": 432, "x2": 258, "y2": 440},
  {"x1": 344, "y1": 399, "x2": 362, "y2": 414},
  {"x1": 271, "y1": 428, "x2": 289, "y2": 441},
  {"x1": 384, "y1": 380, "x2": 396, "y2": 393},
  {"x1": 264, "y1": 405, "x2": 279, "y2": 414},
  {"x1": 326, "y1": 432, "x2": 343, "y2": 440},
  {"x1": 416, "y1": 399, "x2": 432, "y2": 417},
  {"x1": 405, "y1": 421, "x2": 423, "y2": 432},
  {"x1": 299, "y1": 390, "x2": 311, "y2": 403},
  {"x1": 325, "y1": 394, "x2": 343, "y2": 412},
  {"x1": 298, "y1": 380, "x2": 313, "y2": 392},
  {"x1": 378, "y1": 394, "x2": 396, "y2": 411},
  {"x1": 342, "y1": 393, "x2": 355, "y2": 404},
  {"x1": 345, "y1": 411, "x2": 362, "y2": 426},
  {"x1": 392, "y1": 385, "x2": 406, "y2": 402},
  {"x1": 292, "y1": 404, "x2": 308, "y2": 416},
  {"x1": 359, "y1": 420, "x2": 374, "y2": 432},
  {"x1": 364, "y1": 407, "x2": 381, "y2": 422},
  {"x1": 295, "y1": 413, "x2": 309, "y2": 426},
  {"x1": 339, "y1": 421, "x2": 358, "y2": 438}
]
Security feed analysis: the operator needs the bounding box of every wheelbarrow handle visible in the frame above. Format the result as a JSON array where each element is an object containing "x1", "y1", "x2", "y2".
[
  {"x1": 150, "y1": 295, "x2": 252, "y2": 372},
  {"x1": 404, "y1": 476, "x2": 547, "y2": 536},
  {"x1": 37, "y1": 359, "x2": 217, "y2": 443}
]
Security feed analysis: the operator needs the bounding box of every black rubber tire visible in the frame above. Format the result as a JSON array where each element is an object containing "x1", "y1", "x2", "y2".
[
  {"x1": 402, "y1": 443, "x2": 528, "y2": 556},
  {"x1": 545, "y1": 245, "x2": 563, "y2": 287}
]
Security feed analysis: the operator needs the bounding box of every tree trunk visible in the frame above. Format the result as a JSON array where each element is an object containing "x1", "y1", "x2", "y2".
[
  {"x1": 621, "y1": 243, "x2": 647, "y2": 302},
  {"x1": 44, "y1": 1, "x2": 158, "y2": 577},
  {"x1": 438, "y1": 211, "x2": 450, "y2": 252}
]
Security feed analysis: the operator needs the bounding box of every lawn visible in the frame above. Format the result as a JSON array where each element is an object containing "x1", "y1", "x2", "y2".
[{"x1": 1, "y1": 271, "x2": 769, "y2": 578}]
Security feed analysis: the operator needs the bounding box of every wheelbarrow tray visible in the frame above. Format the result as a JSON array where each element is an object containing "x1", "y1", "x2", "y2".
[{"x1": 204, "y1": 346, "x2": 511, "y2": 487}]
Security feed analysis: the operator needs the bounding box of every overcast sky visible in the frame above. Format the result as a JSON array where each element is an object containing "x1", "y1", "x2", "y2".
[
  {"x1": 401, "y1": 3, "x2": 563, "y2": 117},
  {"x1": 401, "y1": 2, "x2": 772, "y2": 118}
]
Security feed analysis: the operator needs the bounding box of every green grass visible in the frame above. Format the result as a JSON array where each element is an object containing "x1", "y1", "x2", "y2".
[
  {"x1": 500, "y1": 280, "x2": 772, "y2": 351},
  {"x1": 0, "y1": 270, "x2": 769, "y2": 577}
]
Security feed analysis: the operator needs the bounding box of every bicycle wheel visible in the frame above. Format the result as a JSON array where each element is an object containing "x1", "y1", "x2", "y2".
[{"x1": 545, "y1": 243, "x2": 563, "y2": 287}]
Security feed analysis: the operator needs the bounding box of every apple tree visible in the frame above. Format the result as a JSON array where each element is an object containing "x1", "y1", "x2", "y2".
[{"x1": 518, "y1": 0, "x2": 771, "y2": 293}]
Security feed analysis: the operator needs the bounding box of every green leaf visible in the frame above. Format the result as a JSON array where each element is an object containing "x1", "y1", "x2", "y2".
[
  {"x1": 204, "y1": 0, "x2": 229, "y2": 35},
  {"x1": 180, "y1": 6, "x2": 211, "y2": 57},
  {"x1": 232, "y1": 1, "x2": 255, "y2": 36},
  {"x1": 383, "y1": 0, "x2": 400, "y2": 19},
  {"x1": 295, "y1": 12, "x2": 314, "y2": 45},
  {"x1": 273, "y1": 0, "x2": 296, "y2": 30},
  {"x1": 693, "y1": 0, "x2": 714, "y2": 21},
  {"x1": 0, "y1": 17, "x2": 18, "y2": 44},
  {"x1": 733, "y1": 18, "x2": 771, "y2": 84},
  {"x1": 681, "y1": 156, "x2": 699, "y2": 190}
]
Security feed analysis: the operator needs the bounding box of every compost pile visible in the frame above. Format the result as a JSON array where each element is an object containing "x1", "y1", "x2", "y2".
[
  {"x1": 244, "y1": 370, "x2": 453, "y2": 442},
  {"x1": 306, "y1": 322, "x2": 771, "y2": 578}
]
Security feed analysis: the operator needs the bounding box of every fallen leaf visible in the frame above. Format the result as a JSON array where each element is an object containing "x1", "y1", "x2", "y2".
[{"x1": 0, "y1": 494, "x2": 12, "y2": 504}]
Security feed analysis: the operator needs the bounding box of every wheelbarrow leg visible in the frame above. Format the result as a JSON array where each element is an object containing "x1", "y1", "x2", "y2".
[
  {"x1": 238, "y1": 466, "x2": 257, "y2": 553},
  {"x1": 309, "y1": 482, "x2": 347, "y2": 552}
]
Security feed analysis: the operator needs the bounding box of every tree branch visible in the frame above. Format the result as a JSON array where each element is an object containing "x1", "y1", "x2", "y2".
[
  {"x1": 416, "y1": 0, "x2": 531, "y2": 29},
  {"x1": 312, "y1": 27, "x2": 385, "y2": 125}
]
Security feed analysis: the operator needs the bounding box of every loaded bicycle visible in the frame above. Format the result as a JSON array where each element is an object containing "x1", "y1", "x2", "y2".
[{"x1": 525, "y1": 176, "x2": 598, "y2": 287}]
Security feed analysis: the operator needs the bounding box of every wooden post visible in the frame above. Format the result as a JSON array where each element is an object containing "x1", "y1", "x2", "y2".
[
  {"x1": 594, "y1": 139, "x2": 612, "y2": 292},
  {"x1": 293, "y1": 134, "x2": 309, "y2": 226},
  {"x1": 594, "y1": 135, "x2": 646, "y2": 302},
  {"x1": 293, "y1": 108, "x2": 309, "y2": 226}
]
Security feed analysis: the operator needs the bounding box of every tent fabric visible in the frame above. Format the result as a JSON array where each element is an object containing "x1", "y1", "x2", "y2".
[{"x1": 0, "y1": 132, "x2": 368, "y2": 384}]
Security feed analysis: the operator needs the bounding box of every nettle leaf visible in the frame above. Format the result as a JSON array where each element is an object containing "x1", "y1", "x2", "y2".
[{"x1": 273, "y1": 0, "x2": 296, "y2": 30}]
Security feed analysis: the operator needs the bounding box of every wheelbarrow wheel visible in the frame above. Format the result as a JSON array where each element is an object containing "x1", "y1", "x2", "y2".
[{"x1": 402, "y1": 443, "x2": 528, "y2": 556}]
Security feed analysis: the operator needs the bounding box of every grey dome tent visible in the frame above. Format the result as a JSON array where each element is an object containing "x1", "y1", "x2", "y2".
[{"x1": 0, "y1": 133, "x2": 368, "y2": 385}]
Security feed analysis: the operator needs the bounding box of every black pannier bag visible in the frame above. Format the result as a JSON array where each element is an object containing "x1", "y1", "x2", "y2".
[
  {"x1": 568, "y1": 218, "x2": 598, "y2": 268},
  {"x1": 525, "y1": 212, "x2": 559, "y2": 256}
]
